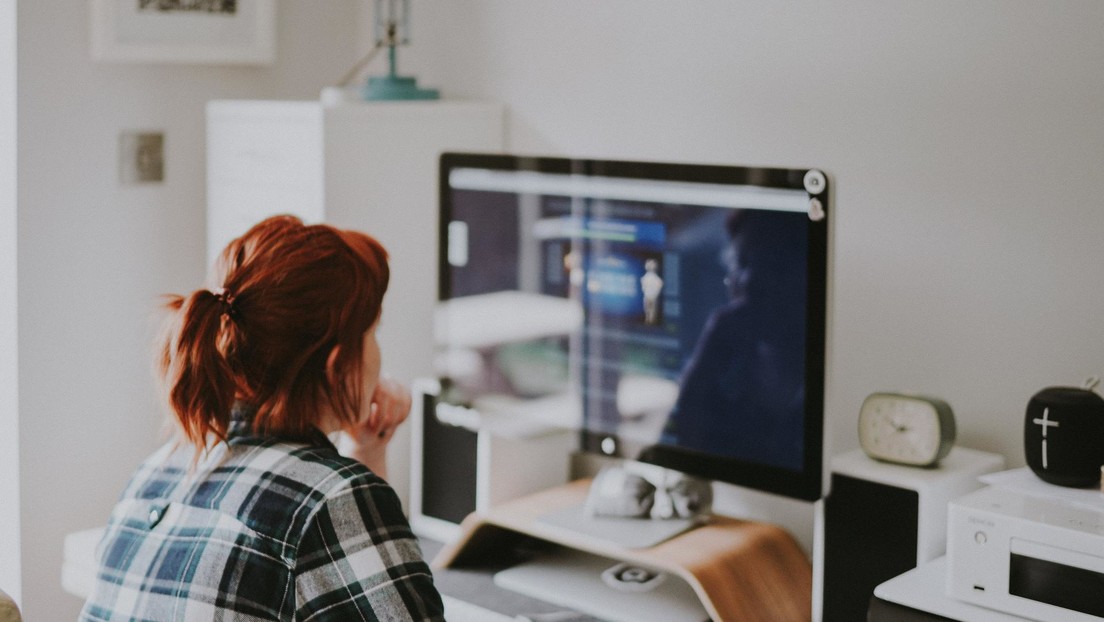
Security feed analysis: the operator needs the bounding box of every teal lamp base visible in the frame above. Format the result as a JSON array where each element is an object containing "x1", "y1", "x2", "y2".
[{"x1": 362, "y1": 75, "x2": 439, "y2": 101}]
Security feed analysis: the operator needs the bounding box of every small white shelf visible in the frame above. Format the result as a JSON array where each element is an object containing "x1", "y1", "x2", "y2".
[{"x1": 874, "y1": 557, "x2": 1031, "y2": 621}]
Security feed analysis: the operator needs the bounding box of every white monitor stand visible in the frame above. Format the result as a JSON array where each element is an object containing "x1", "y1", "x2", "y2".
[
  {"x1": 433, "y1": 478, "x2": 814, "y2": 622},
  {"x1": 536, "y1": 503, "x2": 702, "y2": 549},
  {"x1": 495, "y1": 465, "x2": 716, "y2": 620},
  {"x1": 492, "y1": 548, "x2": 710, "y2": 622},
  {"x1": 534, "y1": 462, "x2": 713, "y2": 549}
]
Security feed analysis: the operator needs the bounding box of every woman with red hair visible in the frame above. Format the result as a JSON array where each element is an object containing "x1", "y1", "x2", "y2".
[{"x1": 80, "y1": 215, "x2": 445, "y2": 621}]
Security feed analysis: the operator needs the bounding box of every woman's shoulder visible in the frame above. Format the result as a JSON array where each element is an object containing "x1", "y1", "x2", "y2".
[
  {"x1": 249, "y1": 440, "x2": 408, "y2": 555},
  {"x1": 214, "y1": 431, "x2": 383, "y2": 496},
  {"x1": 278, "y1": 439, "x2": 387, "y2": 492},
  {"x1": 141, "y1": 433, "x2": 386, "y2": 497},
  {"x1": 125, "y1": 435, "x2": 389, "y2": 541}
]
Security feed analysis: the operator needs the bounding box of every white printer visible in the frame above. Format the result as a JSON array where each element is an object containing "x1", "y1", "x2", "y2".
[{"x1": 946, "y1": 470, "x2": 1104, "y2": 622}]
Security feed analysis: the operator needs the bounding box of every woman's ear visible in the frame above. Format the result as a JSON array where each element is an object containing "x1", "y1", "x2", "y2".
[{"x1": 325, "y1": 345, "x2": 342, "y2": 384}]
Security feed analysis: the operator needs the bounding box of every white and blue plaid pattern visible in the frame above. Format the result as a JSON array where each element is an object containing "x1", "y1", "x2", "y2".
[{"x1": 79, "y1": 418, "x2": 445, "y2": 621}]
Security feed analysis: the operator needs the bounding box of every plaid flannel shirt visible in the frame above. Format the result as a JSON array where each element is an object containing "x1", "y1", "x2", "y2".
[{"x1": 79, "y1": 416, "x2": 445, "y2": 621}]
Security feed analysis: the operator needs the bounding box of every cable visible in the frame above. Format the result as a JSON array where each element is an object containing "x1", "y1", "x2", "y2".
[{"x1": 335, "y1": 41, "x2": 385, "y2": 88}]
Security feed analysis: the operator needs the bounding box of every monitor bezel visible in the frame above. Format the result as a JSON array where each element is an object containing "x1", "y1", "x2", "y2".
[{"x1": 438, "y1": 152, "x2": 829, "y2": 502}]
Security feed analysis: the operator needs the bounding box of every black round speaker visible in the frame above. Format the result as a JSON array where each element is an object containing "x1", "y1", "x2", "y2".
[{"x1": 1024, "y1": 386, "x2": 1104, "y2": 488}]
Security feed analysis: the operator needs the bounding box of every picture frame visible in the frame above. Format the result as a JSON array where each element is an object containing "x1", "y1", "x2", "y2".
[{"x1": 90, "y1": 0, "x2": 276, "y2": 65}]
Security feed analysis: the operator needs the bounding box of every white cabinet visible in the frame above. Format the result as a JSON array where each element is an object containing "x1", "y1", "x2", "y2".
[{"x1": 207, "y1": 99, "x2": 505, "y2": 385}]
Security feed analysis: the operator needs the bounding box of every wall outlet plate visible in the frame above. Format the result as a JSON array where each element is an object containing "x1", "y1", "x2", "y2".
[{"x1": 119, "y1": 131, "x2": 163, "y2": 184}]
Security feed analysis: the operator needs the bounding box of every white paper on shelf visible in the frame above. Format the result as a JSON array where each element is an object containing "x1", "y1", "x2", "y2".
[{"x1": 979, "y1": 467, "x2": 1104, "y2": 512}]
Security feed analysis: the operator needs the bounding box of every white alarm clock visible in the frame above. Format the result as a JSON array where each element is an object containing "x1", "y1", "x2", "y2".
[{"x1": 858, "y1": 392, "x2": 956, "y2": 467}]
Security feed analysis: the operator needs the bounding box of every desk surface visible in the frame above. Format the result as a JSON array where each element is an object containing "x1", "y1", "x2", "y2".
[{"x1": 420, "y1": 538, "x2": 603, "y2": 622}]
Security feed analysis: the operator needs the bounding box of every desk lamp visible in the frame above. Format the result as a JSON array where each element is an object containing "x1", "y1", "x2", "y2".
[{"x1": 356, "y1": 0, "x2": 438, "y2": 101}]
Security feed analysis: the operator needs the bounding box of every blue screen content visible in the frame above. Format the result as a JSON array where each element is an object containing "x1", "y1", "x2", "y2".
[{"x1": 440, "y1": 165, "x2": 815, "y2": 478}]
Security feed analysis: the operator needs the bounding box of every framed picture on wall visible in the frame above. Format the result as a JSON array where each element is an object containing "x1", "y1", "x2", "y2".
[{"x1": 90, "y1": 0, "x2": 276, "y2": 65}]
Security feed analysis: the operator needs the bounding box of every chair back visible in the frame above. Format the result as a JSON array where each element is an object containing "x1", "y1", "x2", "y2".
[{"x1": 0, "y1": 588, "x2": 21, "y2": 622}]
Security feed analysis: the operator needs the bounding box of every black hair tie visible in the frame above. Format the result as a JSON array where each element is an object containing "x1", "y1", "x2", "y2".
[{"x1": 212, "y1": 287, "x2": 238, "y2": 320}]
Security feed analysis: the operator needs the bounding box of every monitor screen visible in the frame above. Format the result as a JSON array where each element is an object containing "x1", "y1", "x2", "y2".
[{"x1": 436, "y1": 153, "x2": 829, "y2": 501}]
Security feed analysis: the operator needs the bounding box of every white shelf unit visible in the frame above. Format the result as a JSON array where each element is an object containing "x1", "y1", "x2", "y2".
[{"x1": 207, "y1": 98, "x2": 505, "y2": 388}]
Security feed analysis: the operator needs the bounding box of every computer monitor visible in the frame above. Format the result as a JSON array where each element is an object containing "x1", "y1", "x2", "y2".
[{"x1": 435, "y1": 153, "x2": 830, "y2": 502}]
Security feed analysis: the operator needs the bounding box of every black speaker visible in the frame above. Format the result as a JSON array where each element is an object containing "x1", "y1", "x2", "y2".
[
  {"x1": 1024, "y1": 386, "x2": 1104, "y2": 488},
  {"x1": 823, "y1": 471, "x2": 918, "y2": 622},
  {"x1": 418, "y1": 389, "x2": 479, "y2": 525},
  {"x1": 408, "y1": 378, "x2": 575, "y2": 542}
]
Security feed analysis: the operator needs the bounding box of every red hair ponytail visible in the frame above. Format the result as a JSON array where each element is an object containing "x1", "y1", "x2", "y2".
[{"x1": 157, "y1": 215, "x2": 390, "y2": 449}]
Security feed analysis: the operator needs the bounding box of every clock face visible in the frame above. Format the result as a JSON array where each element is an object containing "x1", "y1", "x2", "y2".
[{"x1": 858, "y1": 393, "x2": 955, "y2": 467}]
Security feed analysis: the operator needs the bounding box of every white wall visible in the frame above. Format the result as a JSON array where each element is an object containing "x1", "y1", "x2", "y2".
[
  {"x1": 0, "y1": 0, "x2": 19, "y2": 606},
  {"x1": 400, "y1": 0, "x2": 1104, "y2": 547},
  {"x1": 14, "y1": 3, "x2": 367, "y2": 619}
]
